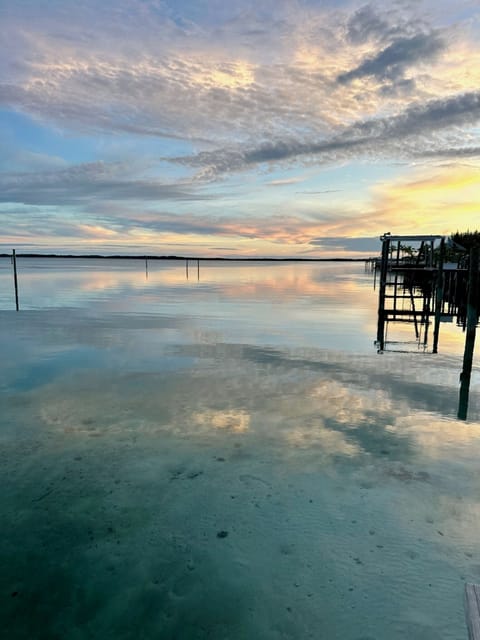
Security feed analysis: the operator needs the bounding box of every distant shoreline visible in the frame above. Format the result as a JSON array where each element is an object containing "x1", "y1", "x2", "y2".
[{"x1": 0, "y1": 253, "x2": 369, "y2": 262}]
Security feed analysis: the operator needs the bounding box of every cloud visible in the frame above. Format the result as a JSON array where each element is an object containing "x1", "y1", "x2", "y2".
[
  {"x1": 0, "y1": 161, "x2": 212, "y2": 206},
  {"x1": 345, "y1": 2, "x2": 427, "y2": 45},
  {"x1": 296, "y1": 190, "x2": 342, "y2": 195},
  {"x1": 0, "y1": 1, "x2": 457, "y2": 146},
  {"x1": 1, "y1": 198, "x2": 374, "y2": 252},
  {"x1": 414, "y1": 146, "x2": 480, "y2": 159},
  {"x1": 337, "y1": 32, "x2": 445, "y2": 84},
  {"x1": 310, "y1": 236, "x2": 381, "y2": 252},
  {"x1": 346, "y1": 3, "x2": 394, "y2": 45},
  {"x1": 371, "y1": 90, "x2": 480, "y2": 136},
  {"x1": 172, "y1": 90, "x2": 480, "y2": 177},
  {"x1": 266, "y1": 177, "x2": 305, "y2": 186},
  {"x1": 121, "y1": 214, "x2": 239, "y2": 238}
]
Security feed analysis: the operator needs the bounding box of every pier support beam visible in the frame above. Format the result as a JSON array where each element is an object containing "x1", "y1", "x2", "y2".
[
  {"x1": 376, "y1": 237, "x2": 390, "y2": 351},
  {"x1": 458, "y1": 246, "x2": 479, "y2": 420},
  {"x1": 432, "y1": 236, "x2": 446, "y2": 353}
]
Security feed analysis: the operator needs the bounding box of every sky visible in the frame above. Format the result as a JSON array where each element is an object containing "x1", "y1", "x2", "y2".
[{"x1": 1, "y1": 0, "x2": 479, "y2": 258}]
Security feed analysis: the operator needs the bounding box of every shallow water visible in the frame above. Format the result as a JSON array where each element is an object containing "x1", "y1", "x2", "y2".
[{"x1": 1, "y1": 258, "x2": 479, "y2": 639}]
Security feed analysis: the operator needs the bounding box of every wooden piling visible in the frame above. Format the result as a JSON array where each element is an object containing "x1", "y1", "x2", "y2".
[
  {"x1": 186, "y1": 258, "x2": 189, "y2": 279},
  {"x1": 12, "y1": 249, "x2": 19, "y2": 311},
  {"x1": 422, "y1": 303, "x2": 430, "y2": 347},
  {"x1": 376, "y1": 237, "x2": 390, "y2": 350},
  {"x1": 465, "y1": 583, "x2": 480, "y2": 640},
  {"x1": 458, "y1": 246, "x2": 479, "y2": 420},
  {"x1": 432, "y1": 236, "x2": 445, "y2": 353},
  {"x1": 409, "y1": 285, "x2": 419, "y2": 339}
]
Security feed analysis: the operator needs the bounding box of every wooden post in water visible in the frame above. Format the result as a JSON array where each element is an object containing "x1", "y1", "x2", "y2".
[
  {"x1": 197, "y1": 259, "x2": 200, "y2": 281},
  {"x1": 409, "y1": 285, "x2": 420, "y2": 340},
  {"x1": 422, "y1": 296, "x2": 431, "y2": 348},
  {"x1": 432, "y1": 236, "x2": 445, "y2": 353},
  {"x1": 186, "y1": 258, "x2": 189, "y2": 280},
  {"x1": 458, "y1": 246, "x2": 479, "y2": 420},
  {"x1": 145, "y1": 256, "x2": 148, "y2": 280},
  {"x1": 376, "y1": 236, "x2": 390, "y2": 351},
  {"x1": 12, "y1": 249, "x2": 19, "y2": 311},
  {"x1": 465, "y1": 583, "x2": 480, "y2": 640}
]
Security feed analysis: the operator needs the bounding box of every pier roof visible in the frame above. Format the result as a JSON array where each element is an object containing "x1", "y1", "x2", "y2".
[{"x1": 380, "y1": 234, "x2": 446, "y2": 242}]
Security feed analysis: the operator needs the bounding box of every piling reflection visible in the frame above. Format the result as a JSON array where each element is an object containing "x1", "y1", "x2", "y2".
[
  {"x1": 458, "y1": 247, "x2": 479, "y2": 419},
  {"x1": 11, "y1": 250, "x2": 19, "y2": 311}
]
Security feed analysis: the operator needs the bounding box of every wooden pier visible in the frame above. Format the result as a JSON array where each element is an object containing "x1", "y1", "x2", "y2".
[
  {"x1": 375, "y1": 233, "x2": 474, "y2": 353},
  {"x1": 374, "y1": 233, "x2": 480, "y2": 419}
]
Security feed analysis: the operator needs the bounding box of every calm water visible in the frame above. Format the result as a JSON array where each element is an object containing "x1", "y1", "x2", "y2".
[{"x1": 1, "y1": 258, "x2": 480, "y2": 640}]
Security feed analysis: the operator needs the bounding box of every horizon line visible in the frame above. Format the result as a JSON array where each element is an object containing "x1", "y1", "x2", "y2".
[{"x1": 0, "y1": 252, "x2": 374, "y2": 262}]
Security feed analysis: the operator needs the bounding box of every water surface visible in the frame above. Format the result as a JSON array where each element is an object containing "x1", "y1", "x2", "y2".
[{"x1": 1, "y1": 258, "x2": 479, "y2": 639}]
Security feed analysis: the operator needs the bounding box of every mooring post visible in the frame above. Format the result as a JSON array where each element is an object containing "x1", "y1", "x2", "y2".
[
  {"x1": 145, "y1": 255, "x2": 148, "y2": 280},
  {"x1": 458, "y1": 246, "x2": 479, "y2": 420},
  {"x1": 197, "y1": 259, "x2": 200, "y2": 281},
  {"x1": 186, "y1": 258, "x2": 189, "y2": 279},
  {"x1": 465, "y1": 583, "x2": 480, "y2": 640},
  {"x1": 12, "y1": 249, "x2": 19, "y2": 311},
  {"x1": 409, "y1": 285, "x2": 420, "y2": 340},
  {"x1": 432, "y1": 237, "x2": 446, "y2": 353},
  {"x1": 376, "y1": 237, "x2": 390, "y2": 351},
  {"x1": 422, "y1": 297, "x2": 431, "y2": 347}
]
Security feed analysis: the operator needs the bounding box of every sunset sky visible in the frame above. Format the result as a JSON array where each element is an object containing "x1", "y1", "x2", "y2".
[{"x1": 1, "y1": 0, "x2": 479, "y2": 257}]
